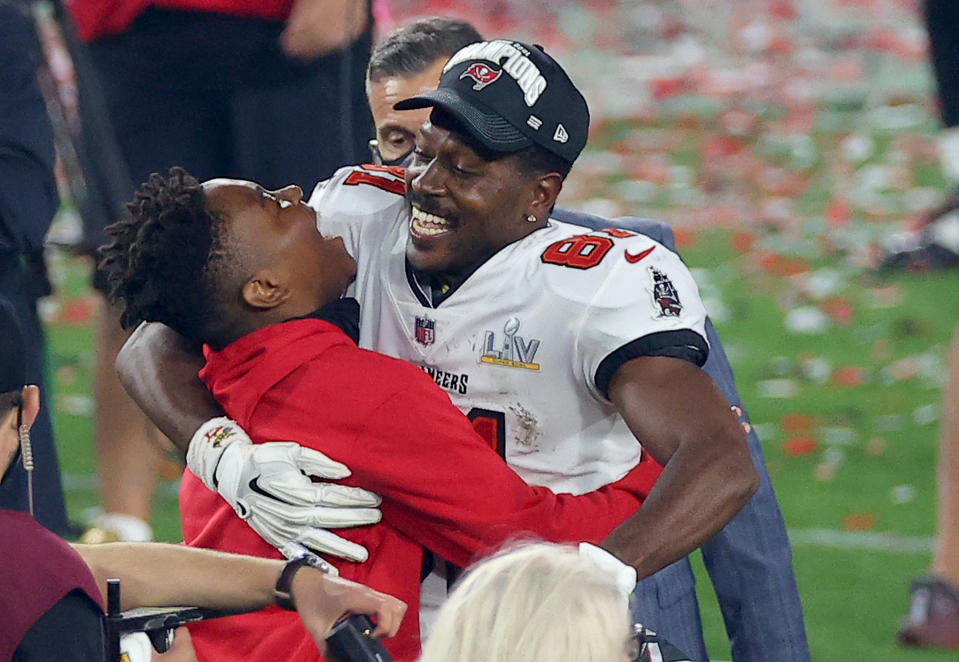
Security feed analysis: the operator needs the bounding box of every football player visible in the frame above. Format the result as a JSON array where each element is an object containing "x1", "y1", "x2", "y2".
[{"x1": 362, "y1": 21, "x2": 810, "y2": 661}]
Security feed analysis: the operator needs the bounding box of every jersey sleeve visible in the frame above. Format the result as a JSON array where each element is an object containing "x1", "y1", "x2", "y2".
[
  {"x1": 544, "y1": 230, "x2": 710, "y2": 400},
  {"x1": 307, "y1": 165, "x2": 408, "y2": 260},
  {"x1": 333, "y1": 368, "x2": 653, "y2": 568}
]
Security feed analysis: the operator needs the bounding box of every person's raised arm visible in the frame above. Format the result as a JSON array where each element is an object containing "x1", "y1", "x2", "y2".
[
  {"x1": 116, "y1": 322, "x2": 383, "y2": 563},
  {"x1": 601, "y1": 356, "x2": 759, "y2": 579},
  {"x1": 73, "y1": 543, "x2": 406, "y2": 648},
  {"x1": 280, "y1": 0, "x2": 370, "y2": 60}
]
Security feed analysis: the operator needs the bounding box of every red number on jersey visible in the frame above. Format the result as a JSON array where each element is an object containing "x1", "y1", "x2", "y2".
[
  {"x1": 467, "y1": 408, "x2": 506, "y2": 459},
  {"x1": 344, "y1": 164, "x2": 407, "y2": 195},
  {"x1": 541, "y1": 234, "x2": 614, "y2": 269}
]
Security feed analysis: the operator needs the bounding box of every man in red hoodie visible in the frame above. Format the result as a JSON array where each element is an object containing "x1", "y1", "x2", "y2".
[{"x1": 98, "y1": 167, "x2": 663, "y2": 662}]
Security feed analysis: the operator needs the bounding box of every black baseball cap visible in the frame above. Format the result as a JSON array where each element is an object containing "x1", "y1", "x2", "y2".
[
  {"x1": 394, "y1": 39, "x2": 589, "y2": 165},
  {"x1": 0, "y1": 298, "x2": 25, "y2": 395}
]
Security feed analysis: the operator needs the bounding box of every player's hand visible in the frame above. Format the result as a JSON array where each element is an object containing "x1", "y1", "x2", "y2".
[
  {"x1": 120, "y1": 628, "x2": 199, "y2": 662},
  {"x1": 291, "y1": 568, "x2": 406, "y2": 655},
  {"x1": 579, "y1": 542, "x2": 638, "y2": 605},
  {"x1": 187, "y1": 418, "x2": 382, "y2": 562},
  {"x1": 280, "y1": 0, "x2": 369, "y2": 60}
]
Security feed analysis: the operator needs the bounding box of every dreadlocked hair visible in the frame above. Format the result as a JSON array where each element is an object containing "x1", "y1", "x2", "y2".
[{"x1": 98, "y1": 167, "x2": 231, "y2": 344}]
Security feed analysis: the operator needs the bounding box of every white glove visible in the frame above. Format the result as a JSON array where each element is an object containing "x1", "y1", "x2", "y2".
[
  {"x1": 578, "y1": 542, "x2": 638, "y2": 606},
  {"x1": 120, "y1": 632, "x2": 153, "y2": 662},
  {"x1": 187, "y1": 417, "x2": 382, "y2": 562}
]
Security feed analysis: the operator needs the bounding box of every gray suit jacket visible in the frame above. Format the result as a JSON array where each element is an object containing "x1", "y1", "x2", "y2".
[{"x1": 552, "y1": 208, "x2": 810, "y2": 662}]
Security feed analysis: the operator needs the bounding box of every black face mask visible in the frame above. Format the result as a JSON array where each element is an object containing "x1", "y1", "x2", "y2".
[{"x1": 368, "y1": 140, "x2": 415, "y2": 168}]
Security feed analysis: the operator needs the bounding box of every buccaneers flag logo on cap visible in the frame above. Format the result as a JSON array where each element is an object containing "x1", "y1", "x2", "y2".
[{"x1": 460, "y1": 62, "x2": 502, "y2": 91}]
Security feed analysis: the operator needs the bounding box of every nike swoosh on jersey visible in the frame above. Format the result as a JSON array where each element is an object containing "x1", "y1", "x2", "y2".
[
  {"x1": 624, "y1": 246, "x2": 656, "y2": 263},
  {"x1": 248, "y1": 476, "x2": 295, "y2": 506}
]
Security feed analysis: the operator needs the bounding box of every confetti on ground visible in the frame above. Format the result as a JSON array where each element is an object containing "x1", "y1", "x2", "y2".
[
  {"x1": 782, "y1": 436, "x2": 819, "y2": 456},
  {"x1": 843, "y1": 512, "x2": 877, "y2": 531}
]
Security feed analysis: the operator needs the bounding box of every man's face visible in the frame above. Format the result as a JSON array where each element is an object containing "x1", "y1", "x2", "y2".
[
  {"x1": 368, "y1": 58, "x2": 447, "y2": 164},
  {"x1": 202, "y1": 179, "x2": 356, "y2": 307},
  {"x1": 404, "y1": 120, "x2": 539, "y2": 281}
]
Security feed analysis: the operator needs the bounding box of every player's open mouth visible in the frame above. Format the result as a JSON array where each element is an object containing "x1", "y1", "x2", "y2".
[{"x1": 410, "y1": 205, "x2": 452, "y2": 238}]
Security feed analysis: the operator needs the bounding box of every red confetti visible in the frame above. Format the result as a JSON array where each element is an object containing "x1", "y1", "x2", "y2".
[
  {"x1": 821, "y1": 297, "x2": 854, "y2": 326},
  {"x1": 769, "y1": 0, "x2": 798, "y2": 19},
  {"x1": 832, "y1": 366, "x2": 863, "y2": 386},
  {"x1": 781, "y1": 436, "x2": 818, "y2": 456},
  {"x1": 672, "y1": 228, "x2": 697, "y2": 249},
  {"x1": 781, "y1": 413, "x2": 816, "y2": 433},
  {"x1": 730, "y1": 231, "x2": 757, "y2": 253},
  {"x1": 843, "y1": 513, "x2": 876, "y2": 531},
  {"x1": 650, "y1": 77, "x2": 687, "y2": 100},
  {"x1": 825, "y1": 199, "x2": 851, "y2": 227},
  {"x1": 758, "y1": 253, "x2": 810, "y2": 277}
]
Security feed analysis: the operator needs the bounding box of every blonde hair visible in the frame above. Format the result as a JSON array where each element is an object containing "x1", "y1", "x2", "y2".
[{"x1": 418, "y1": 542, "x2": 630, "y2": 662}]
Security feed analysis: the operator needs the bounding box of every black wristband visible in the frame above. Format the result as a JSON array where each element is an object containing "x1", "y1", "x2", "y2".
[
  {"x1": 274, "y1": 557, "x2": 312, "y2": 611},
  {"x1": 274, "y1": 553, "x2": 336, "y2": 610}
]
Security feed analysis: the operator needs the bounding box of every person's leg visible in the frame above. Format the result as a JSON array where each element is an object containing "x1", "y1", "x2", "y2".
[
  {"x1": 933, "y1": 325, "x2": 959, "y2": 583},
  {"x1": 925, "y1": 0, "x2": 959, "y2": 132},
  {"x1": 898, "y1": 324, "x2": 959, "y2": 649},
  {"x1": 85, "y1": 298, "x2": 164, "y2": 542},
  {"x1": 81, "y1": 13, "x2": 231, "y2": 539},
  {"x1": 894, "y1": 3, "x2": 959, "y2": 648},
  {"x1": 880, "y1": 0, "x2": 959, "y2": 269}
]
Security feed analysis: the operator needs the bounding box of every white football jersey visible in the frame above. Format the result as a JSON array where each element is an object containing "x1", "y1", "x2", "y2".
[{"x1": 310, "y1": 165, "x2": 710, "y2": 495}]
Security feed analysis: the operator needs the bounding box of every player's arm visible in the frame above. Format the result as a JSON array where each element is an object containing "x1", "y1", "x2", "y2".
[
  {"x1": 115, "y1": 322, "x2": 382, "y2": 562},
  {"x1": 73, "y1": 543, "x2": 405, "y2": 643},
  {"x1": 116, "y1": 321, "x2": 217, "y2": 450},
  {"x1": 330, "y1": 371, "x2": 662, "y2": 567},
  {"x1": 601, "y1": 356, "x2": 758, "y2": 579}
]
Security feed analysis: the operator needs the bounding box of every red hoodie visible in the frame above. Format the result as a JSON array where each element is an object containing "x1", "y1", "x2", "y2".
[
  {"x1": 67, "y1": 0, "x2": 293, "y2": 43},
  {"x1": 182, "y1": 313, "x2": 660, "y2": 662}
]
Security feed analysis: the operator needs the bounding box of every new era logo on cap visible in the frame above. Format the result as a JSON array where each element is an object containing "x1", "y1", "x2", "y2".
[{"x1": 394, "y1": 39, "x2": 590, "y2": 165}]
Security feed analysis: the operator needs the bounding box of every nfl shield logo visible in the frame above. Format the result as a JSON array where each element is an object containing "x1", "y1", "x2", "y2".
[{"x1": 415, "y1": 316, "x2": 435, "y2": 346}]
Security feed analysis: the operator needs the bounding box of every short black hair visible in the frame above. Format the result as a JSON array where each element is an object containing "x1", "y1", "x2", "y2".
[
  {"x1": 513, "y1": 144, "x2": 573, "y2": 180},
  {"x1": 98, "y1": 167, "x2": 238, "y2": 346},
  {"x1": 368, "y1": 17, "x2": 483, "y2": 82}
]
